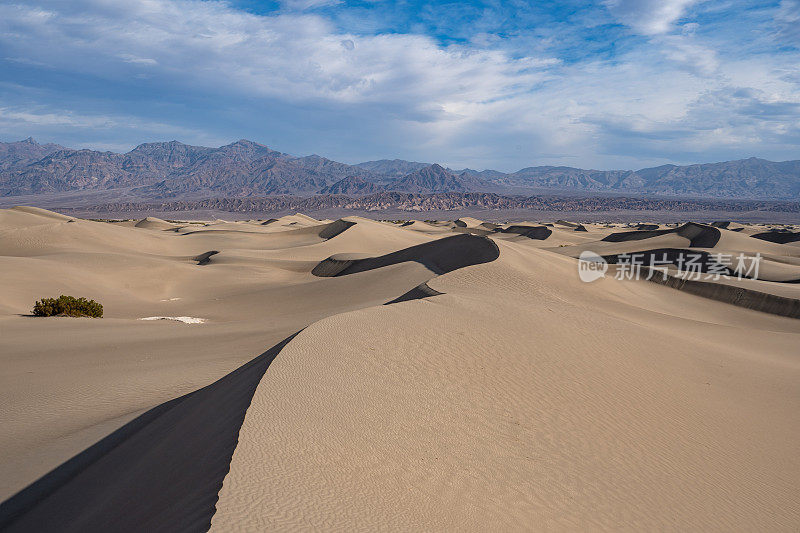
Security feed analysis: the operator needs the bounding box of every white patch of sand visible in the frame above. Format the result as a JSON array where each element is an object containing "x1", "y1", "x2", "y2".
[{"x1": 139, "y1": 316, "x2": 206, "y2": 324}]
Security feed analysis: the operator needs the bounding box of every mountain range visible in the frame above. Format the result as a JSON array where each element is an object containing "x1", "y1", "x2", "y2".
[{"x1": 0, "y1": 137, "x2": 797, "y2": 200}]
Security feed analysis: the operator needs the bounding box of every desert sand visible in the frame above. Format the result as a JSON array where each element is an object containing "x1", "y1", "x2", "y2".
[{"x1": 0, "y1": 207, "x2": 798, "y2": 531}]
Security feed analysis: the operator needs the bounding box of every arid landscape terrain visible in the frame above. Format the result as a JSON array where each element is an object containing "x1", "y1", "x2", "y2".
[
  {"x1": 3, "y1": 0, "x2": 799, "y2": 529},
  {"x1": 1, "y1": 206, "x2": 798, "y2": 531}
]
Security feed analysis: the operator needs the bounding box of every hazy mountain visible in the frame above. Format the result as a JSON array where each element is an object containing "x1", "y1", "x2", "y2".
[
  {"x1": 318, "y1": 175, "x2": 382, "y2": 195},
  {"x1": 139, "y1": 140, "x2": 332, "y2": 197},
  {"x1": 0, "y1": 139, "x2": 797, "y2": 200},
  {"x1": 2, "y1": 148, "x2": 129, "y2": 195},
  {"x1": 455, "y1": 168, "x2": 508, "y2": 181},
  {"x1": 293, "y1": 154, "x2": 376, "y2": 181},
  {"x1": 499, "y1": 166, "x2": 637, "y2": 189},
  {"x1": 0, "y1": 139, "x2": 216, "y2": 195},
  {"x1": 631, "y1": 157, "x2": 800, "y2": 199},
  {"x1": 389, "y1": 164, "x2": 491, "y2": 193},
  {"x1": 490, "y1": 159, "x2": 800, "y2": 199},
  {"x1": 0, "y1": 137, "x2": 66, "y2": 171},
  {"x1": 0, "y1": 139, "x2": 374, "y2": 197},
  {"x1": 354, "y1": 159, "x2": 430, "y2": 179}
]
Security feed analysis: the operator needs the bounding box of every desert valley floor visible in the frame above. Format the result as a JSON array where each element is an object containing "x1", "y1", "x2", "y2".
[{"x1": 0, "y1": 206, "x2": 798, "y2": 531}]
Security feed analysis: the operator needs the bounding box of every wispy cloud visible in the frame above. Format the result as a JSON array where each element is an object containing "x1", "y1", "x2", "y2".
[
  {"x1": 0, "y1": 104, "x2": 219, "y2": 148},
  {"x1": 0, "y1": 0, "x2": 797, "y2": 170},
  {"x1": 281, "y1": 0, "x2": 342, "y2": 11},
  {"x1": 777, "y1": 0, "x2": 800, "y2": 45},
  {"x1": 603, "y1": 0, "x2": 702, "y2": 35}
]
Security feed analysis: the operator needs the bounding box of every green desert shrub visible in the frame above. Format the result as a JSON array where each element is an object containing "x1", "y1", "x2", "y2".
[{"x1": 32, "y1": 295, "x2": 103, "y2": 318}]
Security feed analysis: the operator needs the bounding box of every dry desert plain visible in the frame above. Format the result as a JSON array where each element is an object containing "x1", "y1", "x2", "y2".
[{"x1": 0, "y1": 206, "x2": 799, "y2": 531}]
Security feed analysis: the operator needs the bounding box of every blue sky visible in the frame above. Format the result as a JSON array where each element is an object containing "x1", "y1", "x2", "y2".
[{"x1": 0, "y1": 0, "x2": 798, "y2": 171}]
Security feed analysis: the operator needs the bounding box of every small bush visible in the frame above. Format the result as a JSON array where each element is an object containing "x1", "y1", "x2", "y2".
[{"x1": 33, "y1": 295, "x2": 103, "y2": 318}]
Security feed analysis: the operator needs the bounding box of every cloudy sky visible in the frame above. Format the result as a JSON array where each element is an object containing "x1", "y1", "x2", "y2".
[{"x1": 0, "y1": 0, "x2": 798, "y2": 171}]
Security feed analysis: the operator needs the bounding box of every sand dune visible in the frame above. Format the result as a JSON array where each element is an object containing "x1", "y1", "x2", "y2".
[
  {"x1": 0, "y1": 333, "x2": 299, "y2": 533},
  {"x1": 7, "y1": 206, "x2": 75, "y2": 222},
  {"x1": 134, "y1": 216, "x2": 178, "y2": 230},
  {"x1": 453, "y1": 216, "x2": 484, "y2": 228},
  {"x1": 312, "y1": 234, "x2": 499, "y2": 277},
  {"x1": 602, "y1": 222, "x2": 722, "y2": 247},
  {"x1": 212, "y1": 238, "x2": 799, "y2": 531},
  {"x1": 1, "y1": 208, "x2": 798, "y2": 531},
  {"x1": 644, "y1": 269, "x2": 800, "y2": 318}
]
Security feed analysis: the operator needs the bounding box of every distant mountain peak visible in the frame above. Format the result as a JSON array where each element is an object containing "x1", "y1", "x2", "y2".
[
  {"x1": 354, "y1": 158, "x2": 431, "y2": 178},
  {"x1": 130, "y1": 140, "x2": 190, "y2": 151},
  {"x1": 227, "y1": 139, "x2": 266, "y2": 148},
  {"x1": 389, "y1": 163, "x2": 487, "y2": 193},
  {"x1": 318, "y1": 175, "x2": 380, "y2": 195}
]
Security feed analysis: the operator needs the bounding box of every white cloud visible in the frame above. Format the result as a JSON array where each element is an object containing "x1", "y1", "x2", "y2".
[
  {"x1": 0, "y1": 0, "x2": 797, "y2": 170},
  {"x1": 777, "y1": 0, "x2": 800, "y2": 44},
  {"x1": 281, "y1": 0, "x2": 341, "y2": 10},
  {"x1": 603, "y1": 0, "x2": 701, "y2": 35},
  {"x1": 0, "y1": 105, "x2": 204, "y2": 139},
  {"x1": 0, "y1": 107, "x2": 117, "y2": 128},
  {"x1": 0, "y1": 1, "x2": 545, "y2": 117},
  {"x1": 118, "y1": 54, "x2": 158, "y2": 66},
  {"x1": 657, "y1": 35, "x2": 719, "y2": 76}
]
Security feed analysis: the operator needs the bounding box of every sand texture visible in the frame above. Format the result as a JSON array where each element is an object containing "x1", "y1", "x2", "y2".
[{"x1": 0, "y1": 208, "x2": 798, "y2": 532}]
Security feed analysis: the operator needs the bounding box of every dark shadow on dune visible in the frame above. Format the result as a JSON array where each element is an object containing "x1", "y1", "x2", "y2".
[
  {"x1": 260, "y1": 218, "x2": 279, "y2": 225},
  {"x1": 385, "y1": 282, "x2": 444, "y2": 305},
  {"x1": 317, "y1": 219, "x2": 356, "y2": 239},
  {"x1": 0, "y1": 333, "x2": 300, "y2": 533},
  {"x1": 451, "y1": 226, "x2": 494, "y2": 236},
  {"x1": 645, "y1": 270, "x2": 800, "y2": 319},
  {"x1": 751, "y1": 231, "x2": 800, "y2": 244},
  {"x1": 602, "y1": 222, "x2": 721, "y2": 248},
  {"x1": 711, "y1": 222, "x2": 745, "y2": 232},
  {"x1": 312, "y1": 234, "x2": 500, "y2": 278},
  {"x1": 193, "y1": 250, "x2": 219, "y2": 265},
  {"x1": 552, "y1": 220, "x2": 587, "y2": 231},
  {"x1": 636, "y1": 224, "x2": 660, "y2": 231},
  {"x1": 498, "y1": 225, "x2": 553, "y2": 240}
]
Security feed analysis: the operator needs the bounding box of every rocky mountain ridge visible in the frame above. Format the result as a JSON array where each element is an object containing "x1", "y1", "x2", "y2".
[{"x1": 0, "y1": 138, "x2": 797, "y2": 200}]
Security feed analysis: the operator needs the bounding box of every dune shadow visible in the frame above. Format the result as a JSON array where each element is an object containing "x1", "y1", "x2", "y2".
[
  {"x1": 193, "y1": 250, "x2": 219, "y2": 265},
  {"x1": 645, "y1": 270, "x2": 800, "y2": 319},
  {"x1": 751, "y1": 231, "x2": 800, "y2": 244},
  {"x1": 497, "y1": 225, "x2": 552, "y2": 240},
  {"x1": 385, "y1": 282, "x2": 444, "y2": 305},
  {"x1": 602, "y1": 222, "x2": 721, "y2": 247},
  {"x1": 0, "y1": 332, "x2": 300, "y2": 533},
  {"x1": 312, "y1": 234, "x2": 500, "y2": 278},
  {"x1": 317, "y1": 219, "x2": 356, "y2": 240}
]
